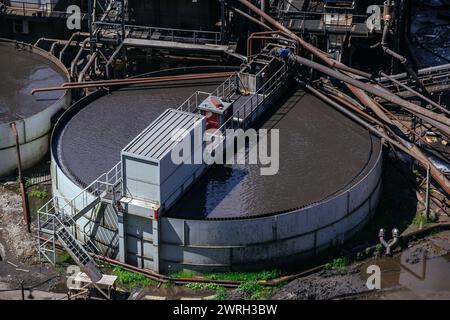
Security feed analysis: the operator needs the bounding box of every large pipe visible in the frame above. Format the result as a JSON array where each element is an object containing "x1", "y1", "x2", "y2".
[
  {"x1": 10, "y1": 122, "x2": 30, "y2": 233},
  {"x1": 32, "y1": 72, "x2": 233, "y2": 94},
  {"x1": 305, "y1": 84, "x2": 450, "y2": 195},
  {"x1": 381, "y1": 18, "x2": 430, "y2": 98},
  {"x1": 235, "y1": 0, "x2": 446, "y2": 131},
  {"x1": 236, "y1": 0, "x2": 372, "y2": 78},
  {"x1": 232, "y1": 6, "x2": 272, "y2": 31},
  {"x1": 285, "y1": 52, "x2": 450, "y2": 134}
]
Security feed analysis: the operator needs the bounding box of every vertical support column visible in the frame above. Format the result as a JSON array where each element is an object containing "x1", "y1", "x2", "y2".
[
  {"x1": 10, "y1": 122, "x2": 30, "y2": 233},
  {"x1": 120, "y1": 0, "x2": 127, "y2": 77},
  {"x1": 152, "y1": 212, "x2": 160, "y2": 273},
  {"x1": 117, "y1": 211, "x2": 127, "y2": 263}
]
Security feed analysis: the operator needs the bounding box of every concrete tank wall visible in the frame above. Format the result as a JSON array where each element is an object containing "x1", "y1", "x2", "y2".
[
  {"x1": 0, "y1": 39, "x2": 70, "y2": 177},
  {"x1": 158, "y1": 146, "x2": 382, "y2": 273}
]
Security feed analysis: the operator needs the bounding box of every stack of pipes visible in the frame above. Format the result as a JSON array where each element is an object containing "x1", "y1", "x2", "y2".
[{"x1": 236, "y1": 0, "x2": 450, "y2": 196}]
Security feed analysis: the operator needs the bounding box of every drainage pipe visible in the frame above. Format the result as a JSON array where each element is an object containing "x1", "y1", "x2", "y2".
[{"x1": 10, "y1": 122, "x2": 30, "y2": 233}]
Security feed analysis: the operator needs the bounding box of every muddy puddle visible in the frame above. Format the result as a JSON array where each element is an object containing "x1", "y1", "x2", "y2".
[{"x1": 359, "y1": 248, "x2": 450, "y2": 299}]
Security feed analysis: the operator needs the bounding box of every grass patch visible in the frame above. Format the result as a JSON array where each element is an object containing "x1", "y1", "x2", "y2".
[
  {"x1": 28, "y1": 186, "x2": 48, "y2": 199},
  {"x1": 184, "y1": 282, "x2": 227, "y2": 299},
  {"x1": 170, "y1": 269, "x2": 281, "y2": 282},
  {"x1": 170, "y1": 271, "x2": 195, "y2": 279},
  {"x1": 205, "y1": 270, "x2": 281, "y2": 282},
  {"x1": 112, "y1": 266, "x2": 155, "y2": 288},
  {"x1": 413, "y1": 213, "x2": 437, "y2": 229},
  {"x1": 238, "y1": 281, "x2": 273, "y2": 300},
  {"x1": 215, "y1": 286, "x2": 226, "y2": 300},
  {"x1": 325, "y1": 257, "x2": 349, "y2": 270}
]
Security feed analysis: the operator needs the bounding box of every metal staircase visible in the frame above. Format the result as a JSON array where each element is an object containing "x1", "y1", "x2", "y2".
[{"x1": 38, "y1": 162, "x2": 122, "y2": 283}]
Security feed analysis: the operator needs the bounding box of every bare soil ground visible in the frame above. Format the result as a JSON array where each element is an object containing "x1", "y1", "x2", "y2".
[
  {"x1": 0, "y1": 184, "x2": 63, "y2": 296},
  {"x1": 0, "y1": 184, "x2": 38, "y2": 263}
]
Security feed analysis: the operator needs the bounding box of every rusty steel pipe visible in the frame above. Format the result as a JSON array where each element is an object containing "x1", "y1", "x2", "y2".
[
  {"x1": 323, "y1": 84, "x2": 450, "y2": 163},
  {"x1": 235, "y1": 0, "x2": 431, "y2": 131},
  {"x1": 10, "y1": 122, "x2": 31, "y2": 233},
  {"x1": 289, "y1": 54, "x2": 450, "y2": 134},
  {"x1": 32, "y1": 72, "x2": 234, "y2": 94},
  {"x1": 306, "y1": 84, "x2": 450, "y2": 195},
  {"x1": 61, "y1": 72, "x2": 233, "y2": 87},
  {"x1": 236, "y1": 0, "x2": 372, "y2": 79},
  {"x1": 231, "y1": 6, "x2": 272, "y2": 31}
]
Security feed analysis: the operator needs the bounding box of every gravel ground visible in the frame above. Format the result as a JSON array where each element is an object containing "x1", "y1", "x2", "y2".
[{"x1": 0, "y1": 184, "x2": 38, "y2": 264}]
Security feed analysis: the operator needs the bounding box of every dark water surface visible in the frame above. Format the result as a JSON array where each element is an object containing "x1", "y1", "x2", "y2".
[
  {"x1": 57, "y1": 80, "x2": 380, "y2": 218},
  {"x1": 57, "y1": 79, "x2": 224, "y2": 187},
  {"x1": 0, "y1": 44, "x2": 65, "y2": 123},
  {"x1": 168, "y1": 88, "x2": 380, "y2": 218}
]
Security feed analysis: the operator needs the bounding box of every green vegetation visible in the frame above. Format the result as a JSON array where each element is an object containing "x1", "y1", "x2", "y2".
[
  {"x1": 238, "y1": 281, "x2": 273, "y2": 300},
  {"x1": 374, "y1": 243, "x2": 383, "y2": 258},
  {"x1": 184, "y1": 282, "x2": 228, "y2": 300},
  {"x1": 413, "y1": 213, "x2": 437, "y2": 229},
  {"x1": 112, "y1": 266, "x2": 155, "y2": 288},
  {"x1": 215, "y1": 286, "x2": 226, "y2": 300},
  {"x1": 185, "y1": 282, "x2": 220, "y2": 290},
  {"x1": 325, "y1": 257, "x2": 349, "y2": 270},
  {"x1": 171, "y1": 269, "x2": 281, "y2": 282},
  {"x1": 207, "y1": 270, "x2": 280, "y2": 282},
  {"x1": 56, "y1": 251, "x2": 74, "y2": 265},
  {"x1": 177, "y1": 270, "x2": 281, "y2": 300},
  {"x1": 28, "y1": 186, "x2": 48, "y2": 199},
  {"x1": 170, "y1": 271, "x2": 196, "y2": 278}
]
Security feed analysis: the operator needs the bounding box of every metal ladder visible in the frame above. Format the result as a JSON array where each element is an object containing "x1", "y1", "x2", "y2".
[{"x1": 38, "y1": 162, "x2": 122, "y2": 283}]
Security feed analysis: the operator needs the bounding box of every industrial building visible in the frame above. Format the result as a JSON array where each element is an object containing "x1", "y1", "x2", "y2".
[{"x1": 0, "y1": 0, "x2": 448, "y2": 286}]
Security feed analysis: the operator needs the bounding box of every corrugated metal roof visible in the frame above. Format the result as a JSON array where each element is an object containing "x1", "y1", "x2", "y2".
[{"x1": 122, "y1": 108, "x2": 203, "y2": 160}]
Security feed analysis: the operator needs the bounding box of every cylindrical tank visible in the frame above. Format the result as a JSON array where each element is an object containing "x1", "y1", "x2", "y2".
[
  {"x1": 0, "y1": 39, "x2": 70, "y2": 177},
  {"x1": 49, "y1": 67, "x2": 382, "y2": 273}
]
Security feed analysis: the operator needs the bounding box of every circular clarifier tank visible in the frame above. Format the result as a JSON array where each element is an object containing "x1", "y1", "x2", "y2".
[
  {"x1": 51, "y1": 70, "x2": 382, "y2": 272},
  {"x1": 0, "y1": 39, "x2": 70, "y2": 177}
]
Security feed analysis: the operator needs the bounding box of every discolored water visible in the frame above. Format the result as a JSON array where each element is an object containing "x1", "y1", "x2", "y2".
[{"x1": 0, "y1": 44, "x2": 65, "y2": 123}]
